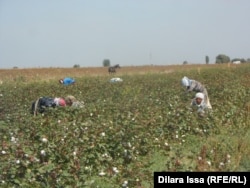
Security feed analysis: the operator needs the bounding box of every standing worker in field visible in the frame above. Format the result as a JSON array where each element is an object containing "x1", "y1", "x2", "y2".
[
  {"x1": 59, "y1": 77, "x2": 75, "y2": 85},
  {"x1": 181, "y1": 76, "x2": 212, "y2": 109}
]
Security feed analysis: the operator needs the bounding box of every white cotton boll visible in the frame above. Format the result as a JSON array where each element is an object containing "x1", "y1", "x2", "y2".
[
  {"x1": 11, "y1": 137, "x2": 16, "y2": 142},
  {"x1": 128, "y1": 142, "x2": 131, "y2": 148},
  {"x1": 99, "y1": 171, "x2": 105, "y2": 176},
  {"x1": 40, "y1": 150, "x2": 46, "y2": 156},
  {"x1": 16, "y1": 160, "x2": 20, "y2": 164},
  {"x1": 42, "y1": 138, "x2": 48, "y2": 143},
  {"x1": 101, "y1": 132, "x2": 105, "y2": 137},
  {"x1": 102, "y1": 153, "x2": 108, "y2": 158},
  {"x1": 219, "y1": 162, "x2": 224, "y2": 166},
  {"x1": 122, "y1": 180, "x2": 128, "y2": 187},
  {"x1": 1, "y1": 150, "x2": 6, "y2": 154},
  {"x1": 112, "y1": 167, "x2": 119, "y2": 173}
]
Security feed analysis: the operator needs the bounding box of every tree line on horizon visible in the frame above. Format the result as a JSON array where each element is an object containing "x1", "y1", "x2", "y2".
[
  {"x1": 11, "y1": 54, "x2": 250, "y2": 69},
  {"x1": 103, "y1": 54, "x2": 250, "y2": 67}
]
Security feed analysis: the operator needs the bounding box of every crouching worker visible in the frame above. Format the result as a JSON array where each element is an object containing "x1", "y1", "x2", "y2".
[
  {"x1": 31, "y1": 97, "x2": 66, "y2": 116},
  {"x1": 181, "y1": 76, "x2": 212, "y2": 109},
  {"x1": 59, "y1": 77, "x2": 75, "y2": 85},
  {"x1": 190, "y1": 92, "x2": 212, "y2": 117}
]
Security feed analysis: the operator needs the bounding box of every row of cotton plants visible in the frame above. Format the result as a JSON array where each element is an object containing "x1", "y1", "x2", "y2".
[{"x1": 0, "y1": 64, "x2": 249, "y2": 187}]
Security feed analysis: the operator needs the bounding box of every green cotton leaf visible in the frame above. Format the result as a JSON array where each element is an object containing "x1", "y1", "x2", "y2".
[
  {"x1": 62, "y1": 171, "x2": 72, "y2": 177},
  {"x1": 38, "y1": 167, "x2": 46, "y2": 174},
  {"x1": 13, "y1": 179, "x2": 20, "y2": 185},
  {"x1": 38, "y1": 164, "x2": 55, "y2": 174}
]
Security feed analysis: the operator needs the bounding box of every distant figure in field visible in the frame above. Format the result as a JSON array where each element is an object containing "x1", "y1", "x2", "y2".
[
  {"x1": 181, "y1": 76, "x2": 212, "y2": 109},
  {"x1": 108, "y1": 64, "x2": 121, "y2": 74},
  {"x1": 190, "y1": 92, "x2": 212, "y2": 117},
  {"x1": 31, "y1": 95, "x2": 84, "y2": 116},
  {"x1": 110, "y1": 77, "x2": 123, "y2": 83},
  {"x1": 59, "y1": 77, "x2": 75, "y2": 85}
]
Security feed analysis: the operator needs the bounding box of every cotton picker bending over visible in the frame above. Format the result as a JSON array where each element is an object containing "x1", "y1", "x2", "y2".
[
  {"x1": 31, "y1": 95, "x2": 84, "y2": 116},
  {"x1": 181, "y1": 76, "x2": 212, "y2": 109}
]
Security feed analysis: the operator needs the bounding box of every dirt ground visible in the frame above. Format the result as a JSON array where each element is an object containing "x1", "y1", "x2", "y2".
[{"x1": 0, "y1": 63, "x2": 238, "y2": 82}]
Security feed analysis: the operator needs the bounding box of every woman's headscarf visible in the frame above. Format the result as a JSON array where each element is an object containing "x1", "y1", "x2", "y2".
[
  {"x1": 195, "y1": 92, "x2": 204, "y2": 100},
  {"x1": 181, "y1": 76, "x2": 191, "y2": 87}
]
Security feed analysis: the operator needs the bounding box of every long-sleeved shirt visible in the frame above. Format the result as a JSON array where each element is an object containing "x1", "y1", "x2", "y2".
[
  {"x1": 187, "y1": 80, "x2": 206, "y2": 93},
  {"x1": 190, "y1": 98, "x2": 209, "y2": 114}
]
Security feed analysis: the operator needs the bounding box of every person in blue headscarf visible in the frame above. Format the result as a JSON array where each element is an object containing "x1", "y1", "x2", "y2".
[
  {"x1": 59, "y1": 77, "x2": 75, "y2": 85},
  {"x1": 181, "y1": 76, "x2": 212, "y2": 109}
]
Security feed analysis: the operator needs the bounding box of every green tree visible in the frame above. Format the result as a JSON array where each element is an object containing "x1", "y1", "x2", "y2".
[
  {"x1": 205, "y1": 56, "x2": 209, "y2": 64},
  {"x1": 240, "y1": 58, "x2": 246, "y2": 63},
  {"x1": 103, "y1": 59, "x2": 110, "y2": 67},
  {"x1": 73, "y1": 64, "x2": 80, "y2": 68},
  {"x1": 215, "y1": 54, "x2": 230, "y2": 64},
  {"x1": 183, "y1": 60, "x2": 188, "y2": 65}
]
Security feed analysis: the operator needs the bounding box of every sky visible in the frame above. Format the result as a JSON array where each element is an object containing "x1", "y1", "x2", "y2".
[{"x1": 0, "y1": 0, "x2": 250, "y2": 69}]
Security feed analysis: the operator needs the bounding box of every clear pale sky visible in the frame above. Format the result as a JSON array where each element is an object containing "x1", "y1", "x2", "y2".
[{"x1": 0, "y1": 0, "x2": 250, "y2": 69}]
